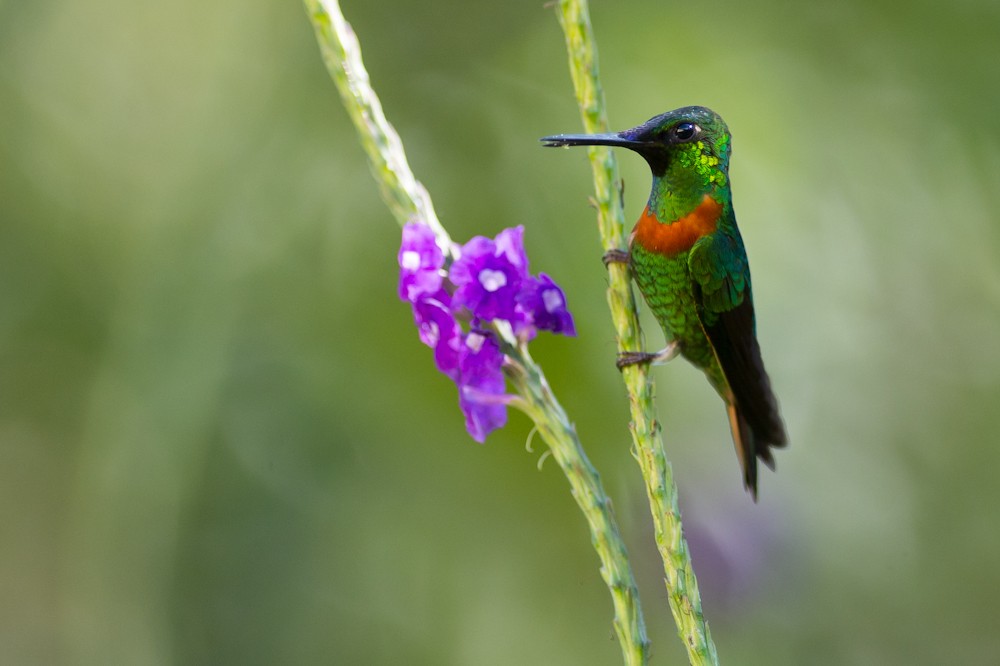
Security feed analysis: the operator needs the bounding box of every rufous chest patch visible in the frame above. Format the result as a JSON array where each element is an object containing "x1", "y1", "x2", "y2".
[{"x1": 630, "y1": 194, "x2": 723, "y2": 255}]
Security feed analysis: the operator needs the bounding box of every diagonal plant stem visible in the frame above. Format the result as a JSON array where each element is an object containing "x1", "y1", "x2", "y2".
[
  {"x1": 303, "y1": 1, "x2": 649, "y2": 663},
  {"x1": 301, "y1": 0, "x2": 450, "y2": 249},
  {"x1": 552, "y1": 1, "x2": 720, "y2": 664}
]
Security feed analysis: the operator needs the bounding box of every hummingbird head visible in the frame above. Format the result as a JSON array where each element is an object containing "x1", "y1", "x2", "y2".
[{"x1": 541, "y1": 106, "x2": 731, "y2": 180}]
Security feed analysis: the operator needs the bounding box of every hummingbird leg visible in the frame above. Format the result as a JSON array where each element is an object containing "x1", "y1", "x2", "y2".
[
  {"x1": 616, "y1": 341, "x2": 680, "y2": 370},
  {"x1": 602, "y1": 249, "x2": 630, "y2": 266}
]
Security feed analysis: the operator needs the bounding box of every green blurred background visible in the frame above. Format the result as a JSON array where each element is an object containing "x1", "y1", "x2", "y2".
[{"x1": 3, "y1": 0, "x2": 1000, "y2": 663}]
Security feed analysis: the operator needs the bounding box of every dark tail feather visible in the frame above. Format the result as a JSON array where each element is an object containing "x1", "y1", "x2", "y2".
[
  {"x1": 698, "y1": 293, "x2": 788, "y2": 498},
  {"x1": 726, "y1": 401, "x2": 784, "y2": 502}
]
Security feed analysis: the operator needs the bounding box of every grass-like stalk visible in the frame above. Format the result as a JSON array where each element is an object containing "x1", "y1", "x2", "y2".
[
  {"x1": 302, "y1": 1, "x2": 649, "y2": 662},
  {"x1": 553, "y1": 1, "x2": 721, "y2": 663},
  {"x1": 301, "y1": 0, "x2": 449, "y2": 246}
]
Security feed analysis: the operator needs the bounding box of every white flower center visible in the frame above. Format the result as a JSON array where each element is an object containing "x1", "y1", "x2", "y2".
[
  {"x1": 478, "y1": 268, "x2": 507, "y2": 292},
  {"x1": 400, "y1": 250, "x2": 421, "y2": 271},
  {"x1": 466, "y1": 332, "x2": 486, "y2": 353},
  {"x1": 422, "y1": 321, "x2": 440, "y2": 346},
  {"x1": 542, "y1": 289, "x2": 563, "y2": 313}
]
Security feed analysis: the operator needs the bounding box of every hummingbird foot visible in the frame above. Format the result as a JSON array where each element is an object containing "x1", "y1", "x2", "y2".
[
  {"x1": 615, "y1": 341, "x2": 680, "y2": 370},
  {"x1": 602, "y1": 249, "x2": 629, "y2": 266}
]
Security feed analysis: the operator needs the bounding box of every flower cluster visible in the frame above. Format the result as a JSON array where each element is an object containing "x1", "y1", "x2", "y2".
[{"x1": 398, "y1": 222, "x2": 576, "y2": 441}]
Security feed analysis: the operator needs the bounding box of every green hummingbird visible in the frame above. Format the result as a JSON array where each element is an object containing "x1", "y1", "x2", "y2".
[{"x1": 542, "y1": 106, "x2": 786, "y2": 499}]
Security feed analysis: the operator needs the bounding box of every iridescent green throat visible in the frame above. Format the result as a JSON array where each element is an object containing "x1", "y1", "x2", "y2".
[{"x1": 647, "y1": 138, "x2": 730, "y2": 222}]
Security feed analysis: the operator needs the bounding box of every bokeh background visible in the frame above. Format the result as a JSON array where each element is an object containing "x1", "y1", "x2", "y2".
[{"x1": 3, "y1": 0, "x2": 1000, "y2": 663}]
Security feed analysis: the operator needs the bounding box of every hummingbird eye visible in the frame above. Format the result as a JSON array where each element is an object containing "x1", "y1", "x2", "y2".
[{"x1": 671, "y1": 122, "x2": 699, "y2": 142}]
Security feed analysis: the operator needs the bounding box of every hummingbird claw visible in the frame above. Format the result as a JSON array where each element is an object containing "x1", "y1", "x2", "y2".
[
  {"x1": 615, "y1": 342, "x2": 680, "y2": 370},
  {"x1": 602, "y1": 249, "x2": 629, "y2": 266},
  {"x1": 616, "y1": 351, "x2": 651, "y2": 369}
]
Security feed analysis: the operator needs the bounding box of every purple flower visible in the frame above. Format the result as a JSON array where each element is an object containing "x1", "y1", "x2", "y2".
[
  {"x1": 410, "y1": 291, "x2": 462, "y2": 379},
  {"x1": 456, "y1": 332, "x2": 508, "y2": 442},
  {"x1": 398, "y1": 222, "x2": 445, "y2": 302},
  {"x1": 397, "y1": 223, "x2": 575, "y2": 444},
  {"x1": 449, "y1": 226, "x2": 530, "y2": 324},
  {"x1": 493, "y1": 226, "x2": 529, "y2": 274},
  {"x1": 518, "y1": 273, "x2": 576, "y2": 336}
]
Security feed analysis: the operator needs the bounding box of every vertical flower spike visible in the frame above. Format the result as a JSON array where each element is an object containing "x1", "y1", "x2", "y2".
[{"x1": 398, "y1": 223, "x2": 575, "y2": 442}]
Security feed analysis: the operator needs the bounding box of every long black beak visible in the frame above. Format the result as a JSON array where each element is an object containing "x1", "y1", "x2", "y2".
[{"x1": 540, "y1": 132, "x2": 643, "y2": 149}]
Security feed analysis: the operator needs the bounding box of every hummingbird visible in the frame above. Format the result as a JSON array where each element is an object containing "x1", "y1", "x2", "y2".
[{"x1": 542, "y1": 106, "x2": 786, "y2": 499}]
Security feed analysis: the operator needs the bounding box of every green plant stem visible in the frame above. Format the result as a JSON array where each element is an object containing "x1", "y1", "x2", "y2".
[
  {"x1": 553, "y1": 1, "x2": 720, "y2": 664},
  {"x1": 302, "y1": 0, "x2": 450, "y2": 248},
  {"x1": 303, "y1": 1, "x2": 649, "y2": 663},
  {"x1": 504, "y1": 340, "x2": 648, "y2": 666}
]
